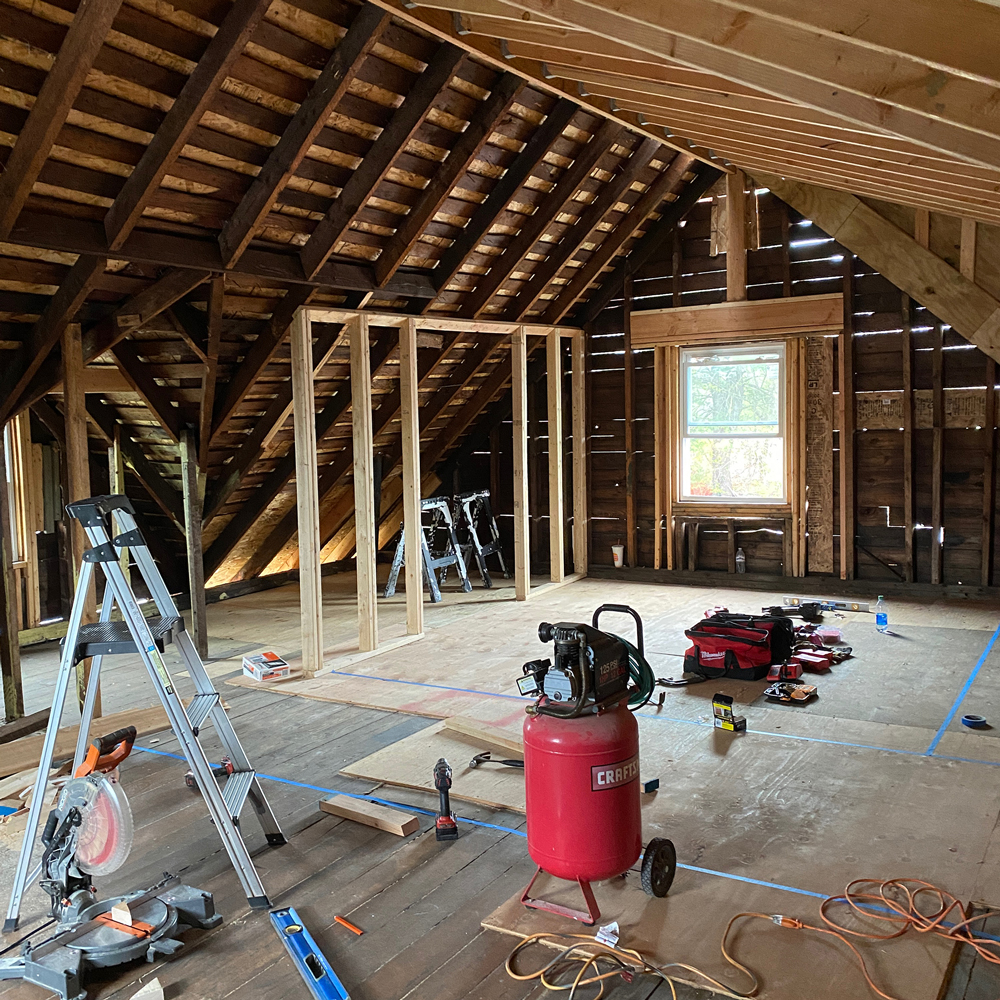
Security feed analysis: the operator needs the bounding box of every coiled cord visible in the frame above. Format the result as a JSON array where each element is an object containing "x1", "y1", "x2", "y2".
[
  {"x1": 507, "y1": 878, "x2": 1000, "y2": 1000},
  {"x1": 506, "y1": 932, "x2": 758, "y2": 1000}
]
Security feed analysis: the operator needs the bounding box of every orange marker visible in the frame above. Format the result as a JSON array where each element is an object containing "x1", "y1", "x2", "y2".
[{"x1": 334, "y1": 915, "x2": 363, "y2": 936}]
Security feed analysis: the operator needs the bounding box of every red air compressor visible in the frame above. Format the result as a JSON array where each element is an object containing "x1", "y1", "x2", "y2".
[{"x1": 516, "y1": 604, "x2": 676, "y2": 924}]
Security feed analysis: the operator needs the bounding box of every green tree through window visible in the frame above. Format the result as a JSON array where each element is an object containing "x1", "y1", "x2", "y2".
[{"x1": 681, "y1": 344, "x2": 785, "y2": 501}]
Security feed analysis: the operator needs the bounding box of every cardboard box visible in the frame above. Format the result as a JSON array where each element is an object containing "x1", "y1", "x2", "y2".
[{"x1": 242, "y1": 651, "x2": 289, "y2": 682}]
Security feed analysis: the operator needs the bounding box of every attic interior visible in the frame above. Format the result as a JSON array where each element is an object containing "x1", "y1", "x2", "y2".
[{"x1": 2, "y1": 1, "x2": 1000, "y2": 998}]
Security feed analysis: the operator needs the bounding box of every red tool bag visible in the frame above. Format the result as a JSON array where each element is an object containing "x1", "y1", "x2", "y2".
[{"x1": 684, "y1": 613, "x2": 794, "y2": 681}]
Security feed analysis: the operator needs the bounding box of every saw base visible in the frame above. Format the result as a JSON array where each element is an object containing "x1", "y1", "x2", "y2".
[{"x1": 0, "y1": 877, "x2": 220, "y2": 1000}]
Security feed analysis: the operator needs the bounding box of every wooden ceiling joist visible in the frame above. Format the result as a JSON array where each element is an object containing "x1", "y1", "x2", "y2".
[
  {"x1": 0, "y1": 0, "x2": 125, "y2": 239},
  {"x1": 426, "y1": 98, "x2": 578, "y2": 300},
  {"x1": 544, "y1": 157, "x2": 708, "y2": 324},
  {"x1": 505, "y1": 137, "x2": 659, "y2": 320},
  {"x1": 202, "y1": 322, "x2": 344, "y2": 524},
  {"x1": 0, "y1": 256, "x2": 107, "y2": 424},
  {"x1": 102, "y1": 0, "x2": 273, "y2": 250},
  {"x1": 457, "y1": 118, "x2": 625, "y2": 318},
  {"x1": 486, "y1": 0, "x2": 1000, "y2": 171},
  {"x1": 218, "y1": 5, "x2": 392, "y2": 268},
  {"x1": 373, "y1": 72, "x2": 527, "y2": 288},
  {"x1": 299, "y1": 41, "x2": 468, "y2": 279},
  {"x1": 208, "y1": 284, "x2": 315, "y2": 447}
]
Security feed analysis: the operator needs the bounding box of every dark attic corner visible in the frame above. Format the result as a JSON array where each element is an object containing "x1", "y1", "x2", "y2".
[{"x1": 2, "y1": 2, "x2": 1000, "y2": 999}]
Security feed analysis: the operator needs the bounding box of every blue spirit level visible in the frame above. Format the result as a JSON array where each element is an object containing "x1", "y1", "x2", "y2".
[{"x1": 270, "y1": 907, "x2": 351, "y2": 1000}]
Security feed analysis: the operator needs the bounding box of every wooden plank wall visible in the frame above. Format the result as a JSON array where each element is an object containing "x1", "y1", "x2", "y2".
[{"x1": 586, "y1": 190, "x2": 1000, "y2": 586}]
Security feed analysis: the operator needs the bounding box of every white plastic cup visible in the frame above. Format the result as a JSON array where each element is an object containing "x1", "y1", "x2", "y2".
[{"x1": 612, "y1": 544, "x2": 625, "y2": 568}]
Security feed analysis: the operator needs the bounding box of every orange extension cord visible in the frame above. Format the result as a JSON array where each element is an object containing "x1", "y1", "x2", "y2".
[
  {"x1": 506, "y1": 878, "x2": 1000, "y2": 1000},
  {"x1": 723, "y1": 878, "x2": 1000, "y2": 1000}
]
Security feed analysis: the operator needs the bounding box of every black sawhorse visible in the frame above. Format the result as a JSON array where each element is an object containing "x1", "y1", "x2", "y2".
[{"x1": 383, "y1": 497, "x2": 472, "y2": 603}]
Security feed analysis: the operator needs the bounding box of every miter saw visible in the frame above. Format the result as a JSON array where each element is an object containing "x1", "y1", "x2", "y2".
[{"x1": 0, "y1": 727, "x2": 221, "y2": 1000}]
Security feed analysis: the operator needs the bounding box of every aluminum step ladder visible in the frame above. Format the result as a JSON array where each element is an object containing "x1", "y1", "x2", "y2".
[
  {"x1": 383, "y1": 497, "x2": 472, "y2": 603},
  {"x1": 4, "y1": 495, "x2": 285, "y2": 933}
]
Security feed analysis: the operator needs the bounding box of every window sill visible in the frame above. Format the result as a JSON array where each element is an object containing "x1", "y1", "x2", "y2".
[{"x1": 672, "y1": 502, "x2": 792, "y2": 518}]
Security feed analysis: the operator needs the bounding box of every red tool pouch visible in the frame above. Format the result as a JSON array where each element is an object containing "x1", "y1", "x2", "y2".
[{"x1": 683, "y1": 621, "x2": 773, "y2": 680}]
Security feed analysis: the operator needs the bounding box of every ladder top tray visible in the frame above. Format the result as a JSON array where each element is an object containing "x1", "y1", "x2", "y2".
[{"x1": 65, "y1": 616, "x2": 184, "y2": 664}]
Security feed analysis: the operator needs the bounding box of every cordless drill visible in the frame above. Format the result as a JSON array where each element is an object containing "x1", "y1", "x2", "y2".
[{"x1": 434, "y1": 758, "x2": 458, "y2": 841}]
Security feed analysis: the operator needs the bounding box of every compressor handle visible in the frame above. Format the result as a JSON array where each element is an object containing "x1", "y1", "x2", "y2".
[{"x1": 592, "y1": 604, "x2": 644, "y2": 656}]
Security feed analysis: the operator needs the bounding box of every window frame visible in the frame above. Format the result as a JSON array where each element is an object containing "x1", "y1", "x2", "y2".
[{"x1": 678, "y1": 341, "x2": 788, "y2": 505}]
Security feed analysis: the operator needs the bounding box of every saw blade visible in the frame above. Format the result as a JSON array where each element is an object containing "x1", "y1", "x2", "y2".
[{"x1": 75, "y1": 776, "x2": 134, "y2": 876}]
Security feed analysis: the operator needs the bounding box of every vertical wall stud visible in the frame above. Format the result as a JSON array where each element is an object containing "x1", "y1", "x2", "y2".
[
  {"x1": 838, "y1": 259, "x2": 856, "y2": 580},
  {"x1": 961, "y1": 218, "x2": 977, "y2": 281},
  {"x1": 512, "y1": 326, "x2": 530, "y2": 600},
  {"x1": 983, "y1": 357, "x2": 996, "y2": 587},
  {"x1": 653, "y1": 346, "x2": 666, "y2": 570},
  {"x1": 901, "y1": 295, "x2": 915, "y2": 582},
  {"x1": 62, "y1": 322, "x2": 99, "y2": 716},
  {"x1": 180, "y1": 428, "x2": 208, "y2": 658},
  {"x1": 623, "y1": 275, "x2": 636, "y2": 567},
  {"x1": 399, "y1": 317, "x2": 423, "y2": 635},
  {"x1": 0, "y1": 431, "x2": 23, "y2": 720},
  {"x1": 291, "y1": 309, "x2": 324, "y2": 675},
  {"x1": 931, "y1": 320, "x2": 944, "y2": 585},
  {"x1": 546, "y1": 333, "x2": 565, "y2": 582},
  {"x1": 726, "y1": 168, "x2": 747, "y2": 301},
  {"x1": 571, "y1": 332, "x2": 587, "y2": 577},
  {"x1": 349, "y1": 313, "x2": 377, "y2": 650}
]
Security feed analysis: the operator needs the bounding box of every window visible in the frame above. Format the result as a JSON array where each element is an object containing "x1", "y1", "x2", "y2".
[{"x1": 680, "y1": 343, "x2": 786, "y2": 502}]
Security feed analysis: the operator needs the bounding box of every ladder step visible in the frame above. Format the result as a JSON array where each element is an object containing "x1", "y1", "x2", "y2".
[
  {"x1": 67, "y1": 616, "x2": 184, "y2": 664},
  {"x1": 186, "y1": 692, "x2": 220, "y2": 733},
  {"x1": 222, "y1": 770, "x2": 255, "y2": 820}
]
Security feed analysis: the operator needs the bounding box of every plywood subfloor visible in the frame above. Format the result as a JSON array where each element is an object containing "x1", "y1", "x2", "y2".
[{"x1": 9, "y1": 575, "x2": 1000, "y2": 998}]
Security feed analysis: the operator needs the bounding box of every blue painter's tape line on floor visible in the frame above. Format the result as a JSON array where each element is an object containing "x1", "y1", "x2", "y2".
[
  {"x1": 926, "y1": 622, "x2": 1000, "y2": 755},
  {"x1": 135, "y1": 745, "x2": 842, "y2": 903},
  {"x1": 313, "y1": 669, "x2": 992, "y2": 764},
  {"x1": 326, "y1": 668, "x2": 524, "y2": 702}
]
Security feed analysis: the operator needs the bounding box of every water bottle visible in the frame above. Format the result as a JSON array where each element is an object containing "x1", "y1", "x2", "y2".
[
  {"x1": 735, "y1": 548, "x2": 746, "y2": 574},
  {"x1": 875, "y1": 595, "x2": 888, "y2": 633}
]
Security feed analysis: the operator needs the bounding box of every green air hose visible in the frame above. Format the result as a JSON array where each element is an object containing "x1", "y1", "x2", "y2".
[{"x1": 608, "y1": 633, "x2": 656, "y2": 710}]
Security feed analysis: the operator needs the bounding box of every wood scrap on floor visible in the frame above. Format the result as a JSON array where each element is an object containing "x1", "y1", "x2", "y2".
[
  {"x1": 341, "y1": 720, "x2": 527, "y2": 812},
  {"x1": 0, "y1": 699, "x2": 228, "y2": 778},
  {"x1": 442, "y1": 715, "x2": 524, "y2": 756},
  {"x1": 319, "y1": 795, "x2": 420, "y2": 837}
]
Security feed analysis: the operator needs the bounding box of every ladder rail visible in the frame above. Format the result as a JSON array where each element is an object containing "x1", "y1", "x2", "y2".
[
  {"x1": 4, "y1": 560, "x2": 97, "y2": 932},
  {"x1": 71, "y1": 589, "x2": 116, "y2": 772}
]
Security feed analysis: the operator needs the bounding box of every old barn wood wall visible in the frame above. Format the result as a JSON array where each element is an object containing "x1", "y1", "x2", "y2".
[{"x1": 587, "y1": 189, "x2": 1000, "y2": 587}]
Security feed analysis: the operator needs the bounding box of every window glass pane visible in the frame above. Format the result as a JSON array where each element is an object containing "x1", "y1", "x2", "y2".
[
  {"x1": 686, "y1": 353, "x2": 781, "y2": 437},
  {"x1": 682, "y1": 437, "x2": 785, "y2": 500}
]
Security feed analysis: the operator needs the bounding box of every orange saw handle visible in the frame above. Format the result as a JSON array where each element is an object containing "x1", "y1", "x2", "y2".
[{"x1": 75, "y1": 726, "x2": 137, "y2": 777}]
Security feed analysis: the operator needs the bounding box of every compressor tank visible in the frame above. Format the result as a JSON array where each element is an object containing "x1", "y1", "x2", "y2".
[{"x1": 523, "y1": 701, "x2": 642, "y2": 883}]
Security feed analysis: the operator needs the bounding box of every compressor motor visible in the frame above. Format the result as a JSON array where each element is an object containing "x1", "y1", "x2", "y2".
[{"x1": 517, "y1": 622, "x2": 630, "y2": 715}]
